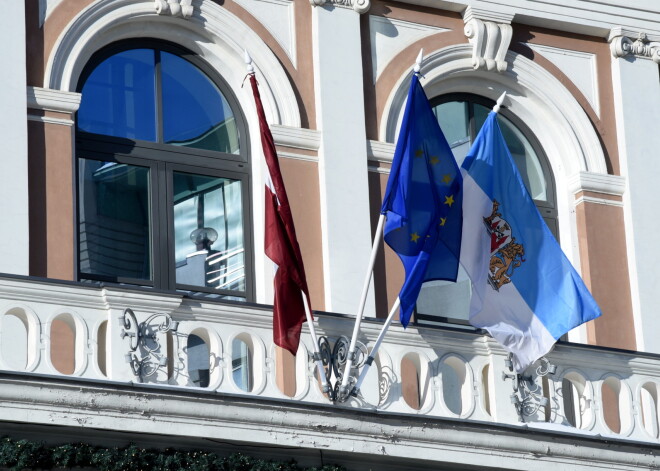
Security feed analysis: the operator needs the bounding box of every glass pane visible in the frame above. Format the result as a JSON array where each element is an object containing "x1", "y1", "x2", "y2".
[
  {"x1": 232, "y1": 338, "x2": 252, "y2": 392},
  {"x1": 78, "y1": 159, "x2": 151, "y2": 279},
  {"x1": 416, "y1": 265, "x2": 472, "y2": 322},
  {"x1": 173, "y1": 172, "x2": 245, "y2": 291},
  {"x1": 78, "y1": 49, "x2": 156, "y2": 141},
  {"x1": 162, "y1": 52, "x2": 240, "y2": 153},
  {"x1": 188, "y1": 334, "x2": 210, "y2": 388},
  {"x1": 434, "y1": 101, "x2": 469, "y2": 149},
  {"x1": 473, "y1": 104, "x2": 548, "y2": 202}
]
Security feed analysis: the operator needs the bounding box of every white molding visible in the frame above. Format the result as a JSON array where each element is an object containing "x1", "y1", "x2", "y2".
[
  {"x1": 574, "y1": 195, "x2": 623, "y2": 208},
  {"x1": 392, "y1": 1, "x2": 660, "y2": 39},
  {"x1": 154, "y1": 0, "x2": 194, "y2": 18},
  {"x1": 26, "y1": 86, "x2": 81, "y2": 114},
  {"x1": 367, "y1": 139, "x2": 395, "y2": 163},
  {"x1": 309, "y1": 0, "x2": 370, "y2": 14},
  {"x1": 568, "y1": 171, "x2": 626, "y2": 196},
  {"x1": 367, "y1": 164, "x2": 390, "y2": 175},
  {"x1": 609, "y1": 28, "x2": 660, "y2": 64},
  {"x1": 462, "y1": 5, "x2": 514, "y2": 73},
  {"x1": 270, "y1": 124, "x2": 320, "y2": 150},
  {"x1": 45, "y1": 0, "x2": 300, "y2": 127},
  {"x1": 27, "y1": 114, "x2": 74, "y2": 126},
  {"x1": 277, "y1": 151, "x2": 318, "y2": 163},
  {"x1": 527, "y1": 44, "x2": 600, "y2": 116}
]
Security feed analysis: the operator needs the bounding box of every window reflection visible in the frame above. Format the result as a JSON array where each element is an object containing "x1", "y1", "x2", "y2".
[
  {"x1": 162, "y1": 52, "x2": 240, "y2": 153},
  {"x1": 78, "y1": 160, "x2": 151, "y2": 280},
  {"x1": 173, "y1": 172, "x2": 245, "y2": 292},
  {"x1": 78, "y1": 49, "x2": 156, "y2": 141}
]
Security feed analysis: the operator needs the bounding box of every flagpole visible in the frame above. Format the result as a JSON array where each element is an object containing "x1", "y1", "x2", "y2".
[
  {"x1": 245, "y1": 50, "x2": 330, "y2": 397},
  {"x1": 338, "y1": 213, "x2": 386, "y2": 396},
  {"x1": 301, "y1": 290, "x2": 331, "y2": 395},
  {"x1": 339, "y1": 50, "x2": 425, "y2": 400},
  {"x1": 351, "y1": 297, "x2": 400, "y2": 395}
]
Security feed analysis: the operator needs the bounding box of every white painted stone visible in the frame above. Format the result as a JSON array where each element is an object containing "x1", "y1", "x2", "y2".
[
  {"x1": 313, "y1": 5, "x2": 375, "y2": 316},
  {"x1": 234, "y1": 0, "x2": 297, "y2": 67},
  {"x1": 369, "y1": 15, "x2": 448, "y2": 83},
  {"x1": 611, "y1": 53, "x2": 660, "y2": 355},
  {"x1": 528, "y1": 43, "x2": 600, "y2": 115},
  {"x1": 0, "y1": 2, "x2": 28, "y2": 276},
  {"x1": 395, "y1": 0, "x2": 660, "y2": 39}
]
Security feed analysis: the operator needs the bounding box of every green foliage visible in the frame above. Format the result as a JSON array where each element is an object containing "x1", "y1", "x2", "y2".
[{"x1": 0, "y1": 437, "x2": 346, "y2": 471}]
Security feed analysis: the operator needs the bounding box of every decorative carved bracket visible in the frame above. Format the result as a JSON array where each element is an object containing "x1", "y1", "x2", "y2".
[
  {"x1": 155, "y1": 0, "x2": 194, "y2": 19},
  {"x1": 463, "y1": 6, "x2": 513, "y2": 73},
  {"x1": 609, "y1": 29, "x2": 660, "y2": 64},
  {"x1": 309, "y1": 0, "x2": 370, "y2": 15}
]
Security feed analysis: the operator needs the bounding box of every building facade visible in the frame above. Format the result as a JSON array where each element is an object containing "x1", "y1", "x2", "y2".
[{"x1": 1, "y1": 0, "x2": 660, "y2": 469}]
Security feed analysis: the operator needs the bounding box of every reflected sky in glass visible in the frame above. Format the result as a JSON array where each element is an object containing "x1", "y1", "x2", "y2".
[{"x1": 78, "y1": 49, "x2": 157, "y2": 141}]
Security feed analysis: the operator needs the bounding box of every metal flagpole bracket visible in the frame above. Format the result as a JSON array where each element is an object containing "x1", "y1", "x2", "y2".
[
  {"x1": 502, "y1": 353, "x2": 556, "y2": 422},
  {"x1": 120, "y1": 308, "x2": 179, "y2": 382},
  {"x1": 316, "y1": 335, "x2": 368, "y2": 402}
]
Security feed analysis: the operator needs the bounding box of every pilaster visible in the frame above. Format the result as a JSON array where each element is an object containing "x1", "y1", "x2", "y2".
[
  {"x1": 312, "y1": 5, "x2": 374, "y2": 316},
  {"x1": 609, "y1": 28, "x2": 660, "y2": 353},
  {"x1": 0, "y1": 2, "x2": 29, "y2": 276}
]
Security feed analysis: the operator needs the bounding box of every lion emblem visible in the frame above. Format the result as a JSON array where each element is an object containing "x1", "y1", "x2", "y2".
[{"x1": 484, "y1": 200, "x2": 525, "y2": 291}]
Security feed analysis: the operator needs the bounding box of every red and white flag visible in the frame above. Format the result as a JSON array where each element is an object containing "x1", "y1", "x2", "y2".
[{"x1": 248, "y1": 74, "x2": 312, "y2": 355}]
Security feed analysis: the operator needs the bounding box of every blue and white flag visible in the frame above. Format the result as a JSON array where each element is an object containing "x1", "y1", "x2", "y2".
[
  {"x1": 381, "y1": 74, "x2": 462, "y2": 327},
  {"x1": 461, "y1": 110, "x2": 601, "y2": 372}
]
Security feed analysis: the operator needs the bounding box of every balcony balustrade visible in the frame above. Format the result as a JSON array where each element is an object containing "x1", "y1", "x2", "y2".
[{"x1": 0, "y1": 276, "x2": 659, "y2": 444}]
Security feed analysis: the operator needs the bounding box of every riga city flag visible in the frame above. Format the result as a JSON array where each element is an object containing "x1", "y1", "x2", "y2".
[
  {"x1": 248, "y1": 74, "x2": 311, "y2": 355},
  {"x1": 381, "y1": 73, "x2": 463, "y2": 327},
  {"x1": 460, "y1": 104, "x2": 601, "y2": 372}
]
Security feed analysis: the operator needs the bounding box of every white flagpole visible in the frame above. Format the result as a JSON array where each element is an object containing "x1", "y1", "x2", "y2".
[
  {"x1": 246, "y1": 50, "x2": 330, "y2": 397},
  {"x1": 302, "y1": 290, "x2": 331, "y2": 395},
  {"x1": 351, "y1": 297, "x2": 400, "y2": 394},
  {"x1": 339, "y1": 49, "x2": 425, "y2": 399},
  {"x1": 338, "y1": 213, "x2": 386, "y2": 395}
]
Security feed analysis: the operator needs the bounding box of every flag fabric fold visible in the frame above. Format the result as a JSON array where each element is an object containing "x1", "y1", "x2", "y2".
[
  {"x1": 381, "y1": 74, "x2": 463, "y2": 327},
  {"x1": 249, "y1": 74, "x2": 311, "y2": 355},
  {"x1": 460, "y1": 110, "x2": 601, "y2": 372}
]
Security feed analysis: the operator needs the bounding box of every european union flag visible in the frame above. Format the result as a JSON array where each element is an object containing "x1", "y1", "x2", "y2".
[
  {"x1": 460, "y1": 110, "x2": 601, "y2": 371},
  {"x1": 381, "y1": 74, "x2": 462, "y2": 327}
]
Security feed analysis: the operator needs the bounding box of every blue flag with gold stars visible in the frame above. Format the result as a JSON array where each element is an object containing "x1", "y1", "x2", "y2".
[{"x1": 381, "y1": 74, "x2": 462, "y2": 327}]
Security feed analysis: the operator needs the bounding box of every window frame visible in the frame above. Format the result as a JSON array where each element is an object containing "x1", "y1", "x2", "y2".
[{"x1": 74, "y1": 39, "x2": 254, "y2": 301}]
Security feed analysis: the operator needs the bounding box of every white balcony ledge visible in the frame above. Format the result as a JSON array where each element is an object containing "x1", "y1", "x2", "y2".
[{"x1": 0, "y1": 276, "x2": 659, "y2": 470}]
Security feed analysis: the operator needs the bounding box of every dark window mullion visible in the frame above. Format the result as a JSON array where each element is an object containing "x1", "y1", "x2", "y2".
[
  {"x1": 153, "y1": 161, "x2": 170, "y2": 289},
  {"x1": 155, "y1": 49, "x2": 164, "y2": 144}
]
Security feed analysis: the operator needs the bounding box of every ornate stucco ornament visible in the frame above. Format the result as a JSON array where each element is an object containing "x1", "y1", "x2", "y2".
[
  {"x1": 609, "y1": 29, "x2": 660, "y2": 64},
  {"x1": 463, "y1": 6, "x2": 514, "y2": 73},
  {"x1": 155, "y1": 0, "x2": 194, "y2": 19},
  {"x1": 309, "y1": 0, "x2": 370, "y2": 15}
]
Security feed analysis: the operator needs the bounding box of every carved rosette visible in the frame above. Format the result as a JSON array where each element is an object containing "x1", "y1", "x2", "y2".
[
  {"x1": 610, "y1": 31, "x2": 660, "y2": 64},
  {"x1": 463, "y1": 7, "x2": 513, "y2": 73},
  {"x1": 155, "y1": 0, "x2": 194, "y2": 19},
  {"x1": 309, "y1": 0, "x2": 371, "y2": 14}
]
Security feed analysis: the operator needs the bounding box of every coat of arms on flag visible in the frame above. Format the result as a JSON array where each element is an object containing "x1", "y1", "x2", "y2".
[{"x1": 484, "y1": 199, "x2": 525, "y2": 291}]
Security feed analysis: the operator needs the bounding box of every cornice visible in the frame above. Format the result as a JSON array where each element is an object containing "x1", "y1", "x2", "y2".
[
  {"x1": 270, "y1": 124, "x2": 321, "y2": 151},
  {"x1": 26, "y1": 87, "x2": 81, "y2": 114},
  {"x1": 609, "y1": 28, "x2": 660, "y2": 64},
  {"x1": 367, "y1": 140, "x2": 395, "y2": 164},
  {"x1": 568, "y1": 171, "x2": 626, "y2": 197}
]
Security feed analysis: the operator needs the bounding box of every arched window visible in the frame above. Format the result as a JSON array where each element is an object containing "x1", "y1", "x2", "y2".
[
  {"x1": 76, "y1": 40, "x2": 253, "y2": 300},
  {"x1": 414, "y1": 93, "x2": 556, "y2": 326}
]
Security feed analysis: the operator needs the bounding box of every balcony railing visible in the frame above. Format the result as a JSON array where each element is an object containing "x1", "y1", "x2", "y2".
[{"x1": 0, "y1": 275, "x2": 659, "y2": 444}]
